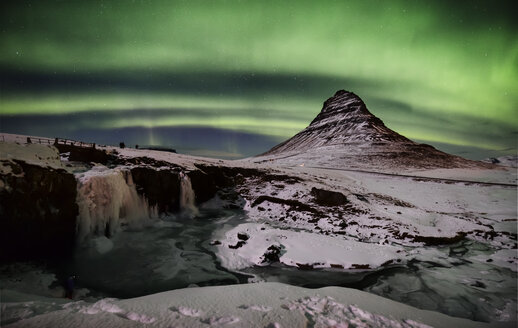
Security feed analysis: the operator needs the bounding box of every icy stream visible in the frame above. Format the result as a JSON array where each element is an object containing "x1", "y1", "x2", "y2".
[
  {"x1": 2, "y1": 209, "x2": 514, "y2": 323},
  {"x1": 64, "y1": 210, "x2": 248, "y2": 298}
]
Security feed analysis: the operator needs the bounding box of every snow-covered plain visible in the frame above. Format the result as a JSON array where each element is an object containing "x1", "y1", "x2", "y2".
[
  {"x1": 2, "y1": 282, "x2": 514, "y2": 328},
  {"x1": 1, "y1": 133, "x2": 517, "y2": 327}
]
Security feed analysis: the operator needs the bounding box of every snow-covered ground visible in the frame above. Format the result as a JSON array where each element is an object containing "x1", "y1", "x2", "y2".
[
  {"x1": 2, "y1": 281, "x2": 514, "y2": 328},
  {"x1": 482, "y1": 156, "x2": 518, "y2": 168},
  {"x1": 1, "y1": 133, "x2": 516, "y2": 326}
]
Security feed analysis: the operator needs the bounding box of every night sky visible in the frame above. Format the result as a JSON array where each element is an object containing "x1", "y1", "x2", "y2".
[{"x1": 1, "y1": 1, "x2": 517, "y2": 159}]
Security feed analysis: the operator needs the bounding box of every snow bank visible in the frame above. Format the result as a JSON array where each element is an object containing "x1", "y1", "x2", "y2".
[
  {"x1": 2, "y1": 283, "x2": 512, "y2": 328},
  {"x1": 482, "y1": 156, "x2": 518, "y2": 168},
  {"x1": 0, "y1": 142, "x2": 63, "y2": 172},
  {"x1": 216, "y1": 223, "x2": 408, "y2": 270},
  {"x1": 75, "y1": 166, "x2": 158, "y2": 243}
]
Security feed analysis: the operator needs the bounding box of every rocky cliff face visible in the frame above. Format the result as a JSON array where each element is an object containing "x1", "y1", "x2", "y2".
[
  {"x1": 0, "y1": 160, "x2": 78, "y2": 261},
  {"x1": 259, "y1": 90, "x2": 493, "y2": 171}
]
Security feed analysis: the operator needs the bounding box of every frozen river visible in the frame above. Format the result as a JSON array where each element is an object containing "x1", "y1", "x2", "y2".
[{"x1": 3, "y1": 208, "x2": 513, "y2": 323}]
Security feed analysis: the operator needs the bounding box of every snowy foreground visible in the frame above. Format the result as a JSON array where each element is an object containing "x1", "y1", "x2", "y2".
[
  {"x1": 1, "y1": 134, "x2": 517, "y2": 327},
  {"x1": 2, "y1": 282, "x2": 514, "y2": 328}
]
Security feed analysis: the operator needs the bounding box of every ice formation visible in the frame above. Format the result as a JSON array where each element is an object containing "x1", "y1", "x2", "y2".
[
  {"x1": 75, "y1": 166, "x2": 157, "y2": 243},
  {"x1": 179, "y1": 172, "x2": 199, "y2": 218}
]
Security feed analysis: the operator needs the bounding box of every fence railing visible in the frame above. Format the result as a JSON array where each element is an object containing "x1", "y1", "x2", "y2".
[
  {"x1": 53, "y1": 138, "x2": 96, "y2": 148},
  {"x1": 0, "y1": 135, "x2": 96, "y2": 148}
]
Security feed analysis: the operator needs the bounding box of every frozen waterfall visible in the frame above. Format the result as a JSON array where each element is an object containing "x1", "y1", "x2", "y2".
[
  {"x1": 179, "y1": 172, "x2": 199, "y2": 218},
  {"x1": 75, "y1": 166, "x2": 157, "y2": 243}
]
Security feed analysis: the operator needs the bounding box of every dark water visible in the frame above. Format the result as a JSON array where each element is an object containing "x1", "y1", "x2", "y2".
[{"x1": 60, "y1": 209, "x2": 250, "y2": 298}]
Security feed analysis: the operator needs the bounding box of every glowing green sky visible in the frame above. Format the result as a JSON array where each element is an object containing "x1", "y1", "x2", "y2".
[{"x1": 1, "y1": 0, "x2": 517, "y2": 158}]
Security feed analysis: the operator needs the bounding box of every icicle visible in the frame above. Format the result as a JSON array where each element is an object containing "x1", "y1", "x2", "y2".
[
  {"x1": 179, "y1": 171, "x2": 199, "y2": 218},
  {"x1": 75, "y1": 166, "x2": 155, "y2": 243}
]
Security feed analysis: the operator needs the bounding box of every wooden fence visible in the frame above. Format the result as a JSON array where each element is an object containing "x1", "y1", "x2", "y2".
[{"x1": 10, "y1": 136, "x2": 97, "y2": 149}]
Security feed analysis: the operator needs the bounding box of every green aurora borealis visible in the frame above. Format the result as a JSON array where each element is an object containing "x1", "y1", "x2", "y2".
[{"x1": 1, "y1": 0, "x2": 517, "y2": 158}]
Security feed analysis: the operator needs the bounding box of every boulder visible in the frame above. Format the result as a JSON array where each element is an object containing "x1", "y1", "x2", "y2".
[
  {"x1": 311, "y1": 188, "x2": 348, "y2": 206},
  {"x1": 261, "y1": 245, "x2": 283, "y2": 263}
]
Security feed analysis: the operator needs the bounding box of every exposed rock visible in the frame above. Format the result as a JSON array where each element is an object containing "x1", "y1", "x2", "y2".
[
  {"x1": 371, "y1": 193, "x2": 414, "y2": 208},
  {"x1": 115, "y1": 156, "x2": 181, "y2": 168},
  {"x1": 194, "y1": 164, "x2": 261, "y2": 187},
  {"x1": 237, "y1": 233, "x2": 249, "y2": 241},
  {"x1": 381, "y1": 260, "x2": 394, "y2": 267},
  {"x1": 55, "y1": 143, "x2": 112, "y2": 164},
  {"x1": 296, "y1": 263, "x2": 314, "y2": 270},
  {"x1": 228, "y1": 241, "x2": 246, "y2": 249},
  {"x1": 354, "y1": 194, "x2": 369, "y2": 203},
  {"x1": 188, "y1": 169, "x2": 218, "y2": 204},
  {"x1": 412, "y1": 232, "x2": 467, "y2": 245},
  {"x1": 482, "y1": 155, "x2": 518, "y2": 168},
  {"x1": 261, "y1": 174, "x2": 301, "y2": 185},
  {"x1": 351, "y1": 264, "x2": 371, "y2": 269},
  {"x1": 0, "y1": 160, "x2": 78, "y2": 261},
  {"x1": 130, "y1": 167, "x2": 181, "y2": 213},
  {"x1": 261, "y1": 245, "x2": 283, "y2": 263},
  {"x1": 252, "y1": 195, "x2": 319, "y2": 214},
  {"x1": 471, "y1": 281, "x2": 487, "y2": 289},
  {"x1": 311, "y1": 187, "x2": 348, "y2": 206}
]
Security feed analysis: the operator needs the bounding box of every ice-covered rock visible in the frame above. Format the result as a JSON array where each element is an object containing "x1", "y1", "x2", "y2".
[
  {"x1": 179, "y1": 172, "x2": 199, "y2": 218},
  {"x1": 75, "y1": 166, "x2": 158, "y2": 243}
]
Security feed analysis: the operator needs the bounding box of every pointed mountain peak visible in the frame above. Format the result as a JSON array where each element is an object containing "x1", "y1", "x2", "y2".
[
  {"x1": 321, "y1": 89, "x2": 367, "y2": 114},
  {"x1": 258, "y1": 90, "x2": 492, "y2": 170},
  {"x1": 309, "y1": 89, "x2": 379, "y2": 127}
]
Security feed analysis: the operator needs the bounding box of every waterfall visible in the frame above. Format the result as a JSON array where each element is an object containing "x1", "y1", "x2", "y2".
[
  {"x1": 179, "y1": 172, "x2": 199, "y2": 218},
  {"x1": 75, "y1": 166, "x2": 157, "y2": 243}
]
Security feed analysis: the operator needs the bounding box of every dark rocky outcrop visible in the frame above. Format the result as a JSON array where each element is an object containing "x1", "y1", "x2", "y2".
[
  {"x1": 55, "y1": 143, "x2": 112, "y2": 164},
  {"x1": 237, "y1": 233, "x2": 249, "y2": 241},
  {"x1": 412, "y1": 232, "x2": 467, "y2": 245},
  {"x1": 311, "y1": 188, "x2": 348, "y2": 206},
  {"x1": 261, "y1": 245, "x2": 283, "y2": 263},
  {"x1": 252, "y1": 195, "x2": 319, "y2": 214},
  {"x1": 351, "y1": 264, "x2": 371, "y2": 269},
  {"x1": 130, "y1": 167, "x2": 181, "y2": 213},
  {"x1": 392, "y1": 230, "x2": 467, "y2": 246},
  {"x1": 187, "y1": 169, "x2": 218, "y2": 204},
  {"x1": 193, "y1": 164, "x2": 262, "y2": 187},
  {"x1": 0, "y1": 160, "x2": 78, "y2": 261},
  {"x1": 295, "y1": 262, "x2": 314, "y2": 270},
  {"x1": 228, "y1": 241, "x2": 246, "y2": 249},
  {"x1": 113, "y1": 156, "x2": 181, "y2": 168}
]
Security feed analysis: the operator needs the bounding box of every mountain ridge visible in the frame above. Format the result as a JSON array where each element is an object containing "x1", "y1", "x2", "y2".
[{"x1": 257, "y1": 90, "x2": 494, "y2": 171}]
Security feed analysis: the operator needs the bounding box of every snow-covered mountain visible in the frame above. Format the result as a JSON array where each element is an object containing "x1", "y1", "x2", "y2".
[{"x1": 258, "y1": 90, "x2": 493, "y2": 171}]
